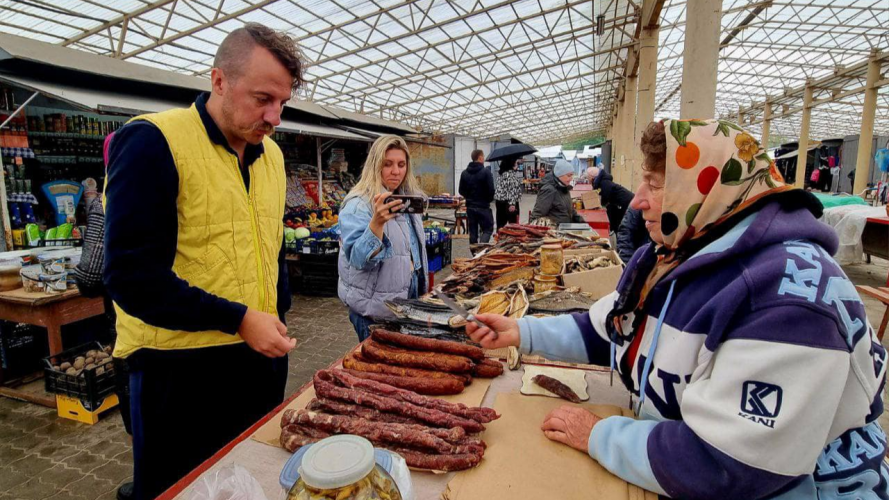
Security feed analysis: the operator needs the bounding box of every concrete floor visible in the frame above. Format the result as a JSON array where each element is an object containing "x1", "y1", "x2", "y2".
[{"x1": 0, "y1": 210, "x2": 887, "y2": 499}]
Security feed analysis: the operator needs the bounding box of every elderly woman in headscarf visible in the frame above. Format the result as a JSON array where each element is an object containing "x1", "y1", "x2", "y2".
[
  {"x1": 467, "y1": 119, "x2": 887, "y2": 499},
  {"x1": 530, "y1": 159, "x2": 585, "y2": 225}
]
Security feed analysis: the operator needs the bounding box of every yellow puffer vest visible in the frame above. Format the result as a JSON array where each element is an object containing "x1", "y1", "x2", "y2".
[{"x1": 112, "y1": 105, "x2": 285, "y2": 358}]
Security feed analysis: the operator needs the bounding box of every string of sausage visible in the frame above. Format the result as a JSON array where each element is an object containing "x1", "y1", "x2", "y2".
[
  {"x1": 279, "y1": 425, "x2": 482, "y2": 471},
  {"x1": 361, "y1": 340, "x2": 473, "y2": 373},
  {"x1": 323, "y1": 369, "x2": 499, "y2": 423},
  {"x1": 340, "y1": 369, "x2": 464, "y2": 395},
  {"x1": 344, "y1": 352, "x2": 471, "y2": 385},
  {"x1": 301, "y1": 400, "x2": 486, "y2": 449},
  {"x1": 370, "y1": 329, "x2": 485, "y2": 362},
  {"x1": 313, "y1": 373, "x2": 485, "y2": 432},
  {"x1": 285, "y1": 410, "x2": 485, "y2": 456}
]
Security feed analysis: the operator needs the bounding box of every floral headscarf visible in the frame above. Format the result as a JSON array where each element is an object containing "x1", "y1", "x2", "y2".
[{"x1": 610, "y1": 118, "x2": 796, "y2": 337}]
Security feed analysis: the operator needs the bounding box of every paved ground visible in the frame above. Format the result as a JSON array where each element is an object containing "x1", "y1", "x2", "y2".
[{"x1": 0, "y1": 208, "x2": 887, "y2": 499}]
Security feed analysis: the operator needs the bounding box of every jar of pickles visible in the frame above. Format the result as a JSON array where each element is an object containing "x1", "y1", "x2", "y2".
[{"x1": 289, "y1": 435, "x2": 402, "y2": 500}]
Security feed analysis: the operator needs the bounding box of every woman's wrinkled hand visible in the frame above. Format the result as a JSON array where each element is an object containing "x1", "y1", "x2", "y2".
[{"x1": 541, "y1": 405, "x2": 602, "y2": 453}]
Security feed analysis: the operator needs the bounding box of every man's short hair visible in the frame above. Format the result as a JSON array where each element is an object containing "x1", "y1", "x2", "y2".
[
  {"x1": 471, "y1": 149, "x2": 484, "y2": 162},
  {"x1": 214, "y1": 23, "x2": 306, "y2": 91}
]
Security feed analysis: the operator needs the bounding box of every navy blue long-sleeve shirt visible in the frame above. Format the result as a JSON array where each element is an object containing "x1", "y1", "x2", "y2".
[{"x1": 103, "y1": 93, "x2": 290, "y2": 335}]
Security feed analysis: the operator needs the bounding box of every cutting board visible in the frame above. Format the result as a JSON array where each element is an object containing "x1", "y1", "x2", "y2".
[
  {"x1": 520, "y1": 365, "x2": 589, "y2": 401},
  {"x1": 443, "y1": 393, "x2": 658, "y2": 500}
]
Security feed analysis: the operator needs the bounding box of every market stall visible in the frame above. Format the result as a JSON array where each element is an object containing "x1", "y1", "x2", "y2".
[{"x1": 158, "y1": 355, "x2": 650, "y2": 500}]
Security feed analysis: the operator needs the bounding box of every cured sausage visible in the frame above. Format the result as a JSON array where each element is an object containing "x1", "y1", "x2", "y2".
[
  {"x1": 370, "y1": 329, "x2": 485, "y2": 362},
  {"x1": 341, "y1": 369, "x2": 464, "y2": 395},
  {"x1": 532, "y1": 374, "x2": 582, "y2": 403},
  {"x1": 361, "y1": 340, "x2": 473, "y2": 373},
  {"x1": 388, "y1": 448, "x2": 482, "y2": 471},
  {"x1": 280, "y1": 424, "x2": 329, "y2": 452},
  {"x1": 344, "y1": 353, "x2": 472, "y2": 384},
  {"x1": 313, "y1": 373, "x2": 485, "y2": 432},
  {"x1": 472, "y1": 359, "x2": 504, "y2": 378},
  {"x1": 324, "y1": 369, "x2": 499, "y2": 424},
  {"x1": 290, "y1": 410, "x2": 484, "y2": 455}
]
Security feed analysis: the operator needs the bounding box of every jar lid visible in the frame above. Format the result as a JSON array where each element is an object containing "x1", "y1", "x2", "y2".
[{"x1": 298, "y1": 435, "x2": 375, "y2": 490}]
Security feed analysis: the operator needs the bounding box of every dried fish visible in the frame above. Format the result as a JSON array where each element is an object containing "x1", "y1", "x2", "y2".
[
  {"x1": 528, "y1": 290, "x2": 597, "y2": 314},
  {"x1": 477, "y1": 290, "x2": 511, "y2": 316},
  {"x1": 508, "y1": 287, "x2": 529, "y2": 319},
  {"x1": 385, "y1": 298, "x2": 456, "y2": 326}
]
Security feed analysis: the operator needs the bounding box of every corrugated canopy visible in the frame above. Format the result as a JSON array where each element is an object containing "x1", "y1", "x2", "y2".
[{"x1": 0, "y1": 0, "x2": 886, "y2": 145}]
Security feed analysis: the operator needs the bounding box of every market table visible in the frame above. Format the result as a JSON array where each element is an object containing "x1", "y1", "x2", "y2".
[
  {"x1": 160, "y1": 359, "x2": 633, "y2": 500},
  {"x1": 577, "y1": 208, "x2": 610, "y2": 236},
  {"x1": 0, "y1": 287, "x2": 105, "y2": 407},
  {"x1": 863, "y1": 216, "x2": 889, "y2": 285}
]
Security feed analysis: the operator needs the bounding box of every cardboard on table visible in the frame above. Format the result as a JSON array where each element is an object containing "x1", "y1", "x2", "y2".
[
  {"x1": 251, "y1": 373, "x2": 494, "y2": 448},
  {"x1": 561, "y1": 250, "x2": 624, "y2": 299},
  {"x1": 443, "y1": 393, "x2": 657, "y2": 500},
  {"x1": 582, "y1": 190, "x2": 602, "y2": 209},
  {"x1": 520, "y1": 365, "x2": 590, "y2": 401}
]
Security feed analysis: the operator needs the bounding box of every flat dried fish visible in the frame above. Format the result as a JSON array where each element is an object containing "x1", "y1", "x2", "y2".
[
  {"x1": 508, "y1": 287, "x2": 529, "y2": 319},
  {"x1": 528, "y1": 291, "x2": 597, "y2": 314},
  {"x1": 385, "y1": 298, "x2": 455, "y2": 326},
  {"x1": 477, "y1": 290, "x2": 511, "y2": 316}
]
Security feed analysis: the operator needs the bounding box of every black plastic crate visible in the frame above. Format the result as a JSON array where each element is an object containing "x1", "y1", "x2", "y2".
[
  {"x1": 43, "y1": 341, "x2": 116, "y2": 411},
  {"x1": 285, "y1": 239, "x2": 339, "y2": 255},
  {"x1": 0, "y1": 322, "x2": 48, "y2": 381}
]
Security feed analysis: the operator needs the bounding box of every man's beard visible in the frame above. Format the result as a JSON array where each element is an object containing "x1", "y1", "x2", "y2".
[{"x1": 221, "y1": 97, "x2": 273, "y2": 144}]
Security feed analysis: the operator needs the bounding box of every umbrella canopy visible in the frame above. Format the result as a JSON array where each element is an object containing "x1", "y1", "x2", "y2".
[{"x1": 487, "y1": 144, "x2": 537, "y2": 162}]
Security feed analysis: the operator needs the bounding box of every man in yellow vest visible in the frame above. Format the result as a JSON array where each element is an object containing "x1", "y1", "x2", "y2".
[{"x1": 103, "y1": 23, "x2": 303, "y2": 500}]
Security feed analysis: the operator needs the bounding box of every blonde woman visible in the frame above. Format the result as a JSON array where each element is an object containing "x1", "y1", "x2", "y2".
[{"x1": 338, "y1": 135, "x2": 428, "y2": 340}]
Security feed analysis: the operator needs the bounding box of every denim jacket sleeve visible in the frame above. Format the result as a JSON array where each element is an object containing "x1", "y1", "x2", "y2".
[{"x1": 340, "y1": 198, "x2": 393, "y2": 270}]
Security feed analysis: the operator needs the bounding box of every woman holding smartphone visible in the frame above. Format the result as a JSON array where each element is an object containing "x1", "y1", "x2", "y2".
[{"x1": 338, "y1": 135, "x2": 428, "y2": 341}]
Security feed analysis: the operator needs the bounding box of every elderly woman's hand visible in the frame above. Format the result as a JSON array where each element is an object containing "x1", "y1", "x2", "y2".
[
  {"x1": 369, "y1": 192, "x2": 405, "y2": 240},
  {"x1": 541, "y1": 405, "x2": 602, "y2": 453},
  {"x1": 465, "y1": 313, "x2": 520, "y2": 349}
]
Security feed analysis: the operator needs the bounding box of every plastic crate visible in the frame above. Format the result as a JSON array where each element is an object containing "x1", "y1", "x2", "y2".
[
  {"x1": 43, "y1": 341, "x2": 116, "y2": 411},
  {"x1": 428, "y1": 255, "x2": 443, "y2": 273},
  {"x1": 0, "y1": 322, "x2": 48, "y2": 380},
  {"x1": 286, "y1": 239, "x2": 340, "y2": 255}
]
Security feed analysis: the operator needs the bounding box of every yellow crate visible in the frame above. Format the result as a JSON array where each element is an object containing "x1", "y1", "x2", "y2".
[{"x1": 56, "y1": 393, "x2": 119, "y2": 425}]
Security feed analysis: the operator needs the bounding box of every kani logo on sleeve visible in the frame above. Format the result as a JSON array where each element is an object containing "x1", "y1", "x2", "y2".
[{"x1": 739, "y1": 380, "x2": 783, "y2": 428}]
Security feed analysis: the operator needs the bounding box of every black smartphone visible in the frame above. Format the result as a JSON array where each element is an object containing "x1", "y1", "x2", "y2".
[{"x1": 385, "y1": 195, "x2": 426, "y2": 214}]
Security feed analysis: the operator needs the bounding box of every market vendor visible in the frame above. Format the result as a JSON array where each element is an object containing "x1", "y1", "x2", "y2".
[
  {"x1": 338, "y1": 135, "x2": 428, "y2": 341},
  {"x1": 586, "y1": 166, "x2": 635, "y2": 234},
  {"x1": 104, "y1": 24, "x2": 301, "y2": 500},
  {"x1": 467, "y1": 119, "x2": 888, "y2": 499},
  {"x1": 530, "y1": 159, "x2": 585, "y2": 225}
]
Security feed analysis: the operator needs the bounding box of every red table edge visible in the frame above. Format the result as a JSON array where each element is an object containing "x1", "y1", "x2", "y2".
[
  {"x1": 867, "y1": 216, "x2": 889, "y2": 225},
  {"x1": 156, "y1": 347, "x2": 356, "y2": 500}
]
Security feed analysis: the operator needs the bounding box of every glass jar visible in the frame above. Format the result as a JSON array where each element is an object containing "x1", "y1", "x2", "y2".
[{"x1": 288, "y1": 435, "x2": 402, "y2": 500}]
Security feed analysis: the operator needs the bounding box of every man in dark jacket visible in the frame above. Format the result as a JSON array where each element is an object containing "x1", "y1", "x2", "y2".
[
  {"x1": 616, "y1": 207, "x2": 651, "y2": 263},
  {"x1": 587, "y1": 167, "x2": 635, "y2": 233},
  {"x1": 530, "y1": 160, "x2": 585, "y2": 225},
  {"x1": 459, "y1": 149, "x2": 495, "y2": 244}
]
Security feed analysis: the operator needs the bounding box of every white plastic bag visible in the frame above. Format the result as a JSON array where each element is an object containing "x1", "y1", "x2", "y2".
[{"x1": 190, "y1": 464, "x2": 269, "y2": 500}]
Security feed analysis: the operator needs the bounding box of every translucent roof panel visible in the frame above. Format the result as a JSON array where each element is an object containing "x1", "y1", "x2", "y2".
[{"x1": 0, "y1": 0, "x2": 886, "y2": 145}]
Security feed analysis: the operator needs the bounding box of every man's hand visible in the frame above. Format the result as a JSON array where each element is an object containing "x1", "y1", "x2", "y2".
[
  {"x1": 541, "y1": 406, "x2": 602, "y2": 453},
  {"x1": 239, "y1": 308, "x2": 296, "y2": 358},
  {"x1": 465, "y1": 313, "x2": 520, "y2": 349}
]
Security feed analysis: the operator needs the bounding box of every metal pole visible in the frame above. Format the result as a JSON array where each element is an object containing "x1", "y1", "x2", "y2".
[
  {"x1": 853, "y1": 52, "x2": 882, "y2": 196},
  {"x1": 317, "y1": 136, "x2": 323, "y2": 206},
  {"x1": 0, "y1": 91, "x2": 39, "y2": 129},
  {"x1": 795, "y1": 83, "x2": 814, "y2": 187}
]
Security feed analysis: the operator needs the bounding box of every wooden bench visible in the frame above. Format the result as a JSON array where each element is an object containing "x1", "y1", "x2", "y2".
[{"x1": 856, "y1": 285, "x2": 889, "y2": 341}]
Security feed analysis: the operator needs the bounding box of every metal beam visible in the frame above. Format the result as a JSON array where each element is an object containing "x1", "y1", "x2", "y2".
[
  {"x1": 119, "y1": 0, "x2": 280, "y2": 59},
  {"x1": 314, "y1": 25, "x2": 620, "y2": 108},
  {"x1": 61, "y1": 0, "x2": 178, "y2": 46}
]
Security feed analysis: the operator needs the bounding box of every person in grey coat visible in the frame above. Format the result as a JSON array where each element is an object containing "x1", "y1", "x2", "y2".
[
  {"x1": 530, "y1": 160, "x2": 585, "y2": 225},
  {"x1": 616, "y1": 207, "x2": 651, "y2": 263}
]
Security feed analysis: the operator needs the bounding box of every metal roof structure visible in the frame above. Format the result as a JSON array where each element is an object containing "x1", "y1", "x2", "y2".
[{"x1": 0, "y1": 0, "x2": 886, "y2": 145}]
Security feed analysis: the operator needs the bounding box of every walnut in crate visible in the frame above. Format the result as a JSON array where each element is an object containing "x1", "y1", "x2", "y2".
[
  {"x1": 59, "y1": 362, "x2": 72, "y2": 371},
  {"x1": 73, "y1": 358, "x2": 85, "y2": 370},
  {"x1": 84, "y1": 357, "x2": 95, "y2": 366},
  {"x1": 85, "y1": 350, "x2": 98, "y2": 358},
  {"x1": 65, "y1": 367, "x2": 77, "y2": 375}
]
